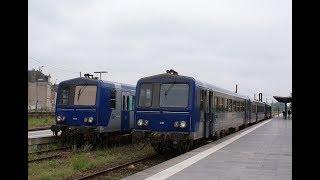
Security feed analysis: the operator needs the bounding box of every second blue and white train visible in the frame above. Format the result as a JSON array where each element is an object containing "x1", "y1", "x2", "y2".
[{"x1": 134, "y1": 70, "x2": 272, "y2": 153}]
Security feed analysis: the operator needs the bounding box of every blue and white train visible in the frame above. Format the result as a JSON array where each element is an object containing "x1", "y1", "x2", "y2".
[
  {"x1": 134, "y1": 70, "x2": 271, "y2": 153},
  {"x1": 51, "y1": 75, "x2": 135, "y2": 144}
]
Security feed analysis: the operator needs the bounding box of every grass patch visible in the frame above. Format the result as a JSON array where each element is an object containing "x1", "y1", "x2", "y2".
[
  {"x1": 28, "y1": 143, "x2": 155, "y2": 179},
  {"x1": 28, "y1": 116, "x2": 55, "y2": 129}
]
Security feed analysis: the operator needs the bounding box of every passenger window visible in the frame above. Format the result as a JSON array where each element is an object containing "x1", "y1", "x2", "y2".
[
  {"x1": 127, "y1": 96, "x2": 130, "y2": 111},
  {"x1": 200, "y1": 90, "x2": 205, "y2": 111},
  {"x1": 214, "y1": 96, "x2": 218, "y2": 112},
  {"x1": 221, "y1": 98, "x2": 225, "y2": 112},
  {"x1": 122, "y1": 95, "x2": 126, "y2": 110},
  {"x1": 128, "y1": 96, "x2": 132, "y2": 111},
  {"x1": 132, "y1": 96, "x2": 135, "y2": 110},
  {"x1": 209, "y1": 92, "x2": 213, "y2": 112},
  {"x1": 110, "y1": 90, "x2": 116, "y2": 109}
]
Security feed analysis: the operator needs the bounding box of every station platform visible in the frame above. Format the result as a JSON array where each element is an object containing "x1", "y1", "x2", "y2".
[
  {"x1": 28, "y1": 129, "x2": 57, "y2": 146},
  {"x1": 28, "y1": 129, "x2": 53, "y2": 139},
  {"x1": 124, "y1": 116, "x2": 291, "y2": 180}
]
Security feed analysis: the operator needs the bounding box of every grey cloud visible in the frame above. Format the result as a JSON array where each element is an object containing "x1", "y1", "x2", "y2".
[{"x1": 28, "y1": 0, "x2": 292, "y2": 101}]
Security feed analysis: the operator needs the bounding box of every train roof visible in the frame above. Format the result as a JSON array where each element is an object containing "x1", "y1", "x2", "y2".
[
  {"x1": 59, "y1": 77, "x2": 135, "y2": 91},
  {"x1": 138, "y1": 73, "x2": 249, "y2": 100},
  {"x1": 195, "y1": 79, "x2": 249, "y2": 100},
  {"x1": 251, "y1": 99, "x2": 267, "y2": 105}
]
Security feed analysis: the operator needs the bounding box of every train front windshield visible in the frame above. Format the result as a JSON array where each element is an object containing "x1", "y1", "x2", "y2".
[
  {"x1": 138, "y1": 83, "x2": 189, "y2": 108},
  {"x1": 58, "y1": 85, "x2": 97, "y2": 106}
]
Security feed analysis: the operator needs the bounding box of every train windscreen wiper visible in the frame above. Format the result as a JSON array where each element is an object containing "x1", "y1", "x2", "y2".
[
  {"x1": 77, "y1": 84, "x2": 88, "y2": 101},
  {"x1": 164, "y1": 83, "x2": 175, "y2": 97}
]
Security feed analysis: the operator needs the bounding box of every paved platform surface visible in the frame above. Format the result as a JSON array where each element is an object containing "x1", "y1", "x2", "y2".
[
  {"x1": 124, "y1": 116, "x2": 291, "y2": 180},
  {"x1": 28, "y1": 129, "x2": 53, "y2": 139}
]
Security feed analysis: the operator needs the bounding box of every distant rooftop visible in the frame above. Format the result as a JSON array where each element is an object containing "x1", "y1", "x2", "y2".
[{"x1": 28, "y1": 69, "x2": 50, "y2": 83}]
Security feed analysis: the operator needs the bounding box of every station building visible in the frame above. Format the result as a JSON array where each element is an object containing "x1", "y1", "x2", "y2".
[{"x1": 28, "y1": 69, "x2": 57, "y2": 111}]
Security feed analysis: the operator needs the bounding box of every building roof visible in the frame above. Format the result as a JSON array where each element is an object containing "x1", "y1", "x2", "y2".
[{"x1": 28, "y1": 69, "x2": 50, "y2": 83}]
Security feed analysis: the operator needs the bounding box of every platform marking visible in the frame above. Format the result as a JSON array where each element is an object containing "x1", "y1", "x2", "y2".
[{"x1": 145, "y1": 119, "x2": 273, "y2": 180}]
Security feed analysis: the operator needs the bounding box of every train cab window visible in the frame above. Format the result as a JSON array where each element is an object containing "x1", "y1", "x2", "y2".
[
  {"x1": 74, "y1": 85, "x2": 97, "y2": 106},
  {"x1": 59, "y1": 86, "x2": 70, "y2": 105},
  {"x1": 110, "y1": 90, "x2": 116, "y2": 109},
  {"x1": 138, "y1": 84, "x2": 153, "y2": 107},
  {"x1": 160, "y1": 84, "x2": 189, "y2": 108}
]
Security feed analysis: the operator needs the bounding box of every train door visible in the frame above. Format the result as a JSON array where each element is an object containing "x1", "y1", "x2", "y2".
[
  {"x1": 202, "y1": 89, "x2": 212, "y2": 138},
  {"x1": 128, "y1": 95, "x2": 135, "y2": 129},
  {"x1": 121, "y1": 92, "x2": 130, "y2": 132}
]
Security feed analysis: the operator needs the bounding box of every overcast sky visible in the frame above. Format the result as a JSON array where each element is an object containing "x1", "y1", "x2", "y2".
[{"x1": 28, "y1": 0, "x2": 292, "y2": 102}]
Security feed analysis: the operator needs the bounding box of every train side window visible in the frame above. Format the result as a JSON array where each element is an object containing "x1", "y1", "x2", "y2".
[
  {"x1": 128, "y1": 96, "x2": 133, "y2": 111},
  {"x1": 235, "y1": 101, "x2": 239, "y2": 112},
  {"x1": 221, "y1": 98, "x2": 225, "y2": 112},
  {"x1": 241, "y1": 102, "x2": 244, "y2": 111},
  {"x1": 214, "y1": 96, "x2": 218, "y2": 112},
  {"x1": 200, "y1": 90, "x2": 203, "y2": 111},
  {"x1": 132, "y1": 96, "x2": 135, "y2": 110},
  {"x1": 200, "y1": 89, "x2": 206, "y2": 111},
  {"x1": 126, "y1": 96, "x2": 131, "y2": 111},
  {"x1": 110, "y1": 90, "x2": 116, "y2": 109},
  {"x1": 208, "y1": 91, "x2": 213, "y2": 112},
  {"x1": 227, "y1": 99, "x2": 231, "y2": 112},
  {"x1": 122, "y1": 95, "x2": 126, "y2": 110}
]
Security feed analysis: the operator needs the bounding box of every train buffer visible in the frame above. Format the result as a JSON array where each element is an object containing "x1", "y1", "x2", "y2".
[{"x1": 124, "y1": 116, "x2": 292, "y2": 180}]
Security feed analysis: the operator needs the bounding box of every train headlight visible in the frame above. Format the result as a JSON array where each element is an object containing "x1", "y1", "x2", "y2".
[
  {"x1": 137, "y1": 119, "x2": 144, "y2": 126},
  {"x1": 88, "y1": 117, "x2": 94, "y2": 123},
  {"x1": 174, "y1": 121, "x2": 180, "y2": 128},
  {"x1": 84, "y1": 117, "x2": 88, "y2": 122},
  {"x1": 143, "y1": 120, "x2": 149, "y2": 126},
  {"x1": 56, "y1": 116, "x2": 65, "y2": 122},
  {"x1": 179, "y1": 121, "x2": 187, "y2": 128}
]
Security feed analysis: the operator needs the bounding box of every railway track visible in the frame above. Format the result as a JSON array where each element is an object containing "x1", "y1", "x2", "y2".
[
  {"x1": 28, "y1": 154, "x2": 62, "y2": 163},
  {"x1": 73, "y1": 155, "x2": 159, "y2": 180},
  {"x1": 29, "y1": 146, "x2": 70, "y2": 155}
]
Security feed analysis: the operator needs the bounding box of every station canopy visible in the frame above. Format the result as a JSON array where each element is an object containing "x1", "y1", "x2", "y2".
[{"x1": 273, "y1": 96, "x2": 292, "y2": 103}]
